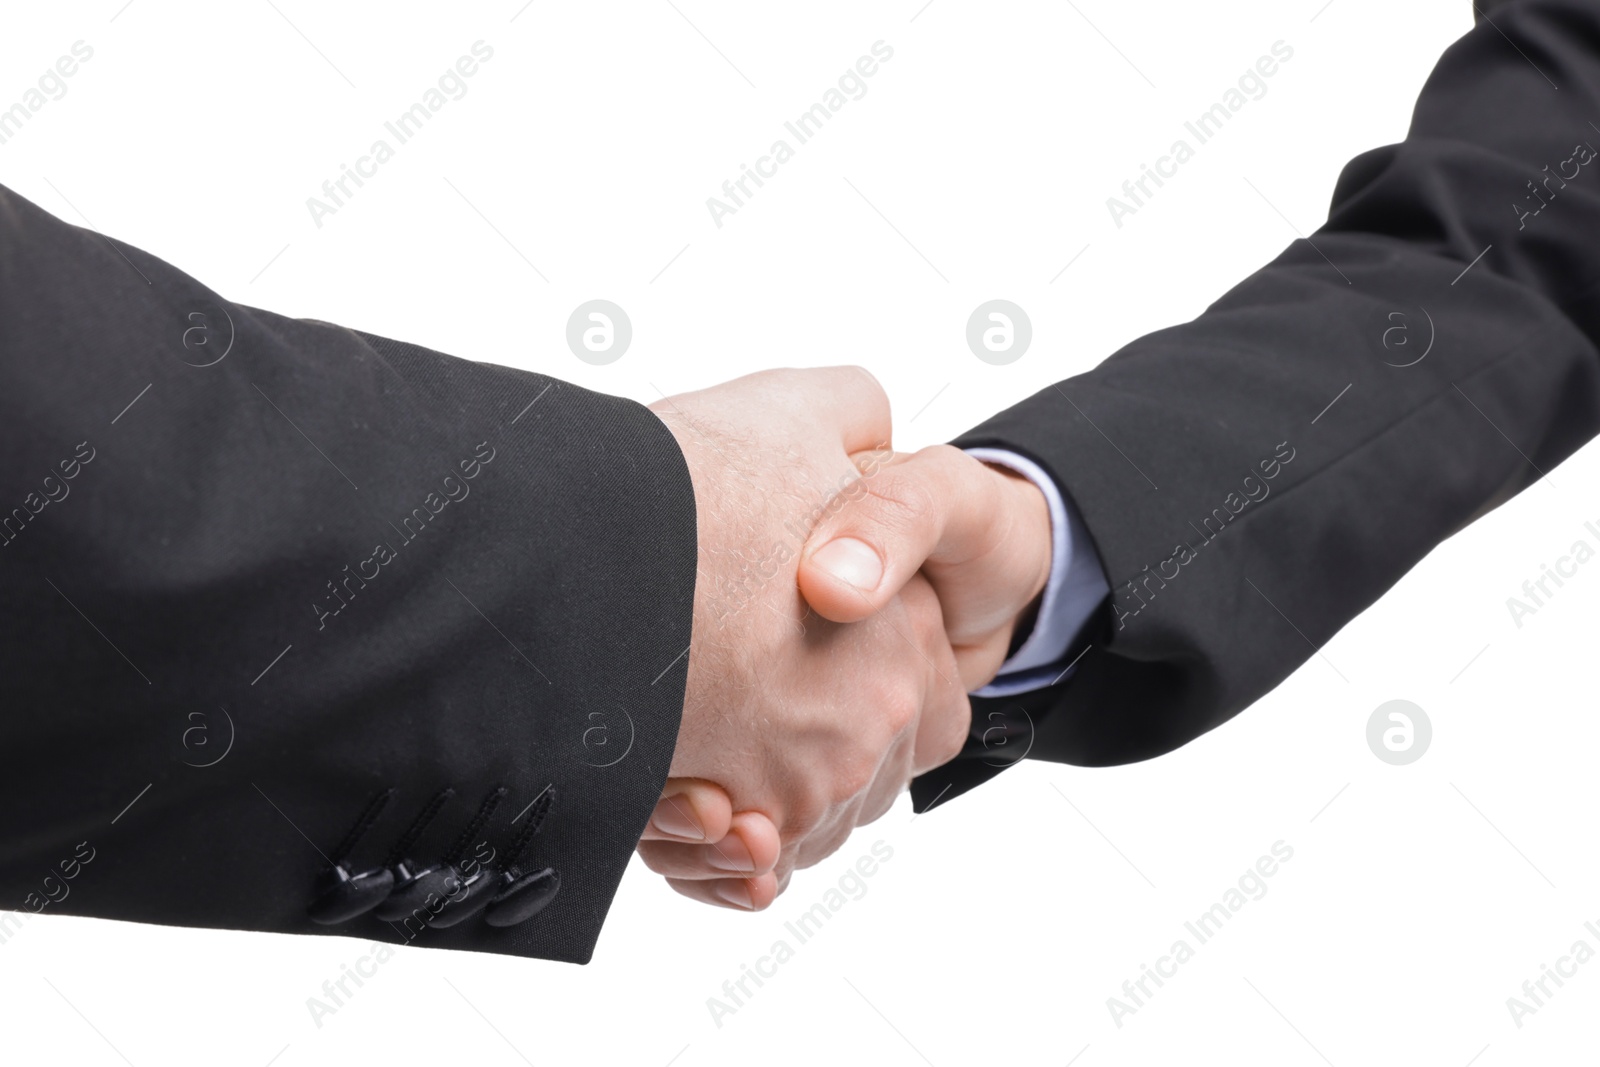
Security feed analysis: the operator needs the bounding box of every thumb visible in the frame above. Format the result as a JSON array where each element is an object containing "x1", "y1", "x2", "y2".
[{"x1": 798, "y1": 445, "x2": 996, "y2": 624}]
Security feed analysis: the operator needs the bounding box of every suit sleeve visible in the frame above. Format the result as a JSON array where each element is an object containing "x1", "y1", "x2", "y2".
[
  {"x1": 0, "y1": 182, "x2": 697, "y2": 964},
  {"x1": 915, "y1": 0, "x2": 1600, "y2": 808}
]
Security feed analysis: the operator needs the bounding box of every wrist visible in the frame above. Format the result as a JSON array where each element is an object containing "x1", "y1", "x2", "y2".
[
  {"x1": 647, "y1": 402, "x2": 713, "y2": 773},
  {"x1": 984, "y1": 461, "x2": 1053, "y2": 613},
  {"x1": 954, "y1": 457, "x2": 1053, "y2": 683}
]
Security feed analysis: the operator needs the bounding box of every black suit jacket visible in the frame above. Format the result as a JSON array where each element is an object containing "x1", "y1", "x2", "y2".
[
  {"x1": 0, "y1": 183, "x2": 697, "y2": 963},
  {"x1": 4, "y1": 0, "x2": 1587, "y2": 961},
  {"x1": 916, "y1": 0, "x2": 1600, "y2": 809}
]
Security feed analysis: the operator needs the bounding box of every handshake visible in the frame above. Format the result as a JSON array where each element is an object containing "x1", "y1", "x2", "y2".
[{"x1": 635, "y1": 367, "x2": 1055, "y2": 910}]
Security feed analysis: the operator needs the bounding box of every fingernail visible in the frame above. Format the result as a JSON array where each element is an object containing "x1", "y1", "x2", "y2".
[
  {"x1": 811, "y1": 537, "x2": 883, "y2": 592},
  {"x1": 713, "y1": 880, "x2": 753, "y2": 909},
  {"x1": 650, "y1": 802, "x2": 705, "y2": 841},
  {"x1": 707, "y1": 837, "x2": 755, "y2": 873}
]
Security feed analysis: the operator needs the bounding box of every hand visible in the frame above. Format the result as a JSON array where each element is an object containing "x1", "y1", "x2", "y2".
[
  {"x1": 798, "y1": 445, "x2": 1053, "y2": 692},
  {"x1": 637, "y1": 369, "x2": 971, "y2": 909},
  {"x1": 637, "y1": 779, "x2": 783, "y2": 910}
]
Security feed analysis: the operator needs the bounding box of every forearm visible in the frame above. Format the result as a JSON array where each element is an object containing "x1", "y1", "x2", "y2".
[
  {"x1": 918, "y1": 0, "x2": 1600, "y2": 798},
  {"x1": 0, "y1": 182, "x2": 697, "y2": 962}
]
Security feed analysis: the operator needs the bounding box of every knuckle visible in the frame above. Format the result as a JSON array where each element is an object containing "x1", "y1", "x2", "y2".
[
  {"x1": 832, "y1": 753, "x2": 878, "y2": 806},
  {"x1": 939, "y1": 714, "x2": 970, "y2": 764},
  {"x1": 859, "y1": 790, "x2": 899, "y2": 829},
  {"x1": 916, "y1": 442, "x2": 969, "y2": 470},
  {"x1": 801, "y1": 823, "x2": 854, "y2": 871},
  {"x1": 846, "y1": 364, "x2": 888, "y2": 404},
  {"x1": 861, "y1": 673, "x2": 920, "y2": 742},
  {"x1": 864, "y1": 468, "x2": 936, "y2": 534},
  {"x1": 881, "y1": 686, "x2": 921, "y2": 737},
  {"x1": 780, "y1": 790, "x2": 829, "y2": 844}
]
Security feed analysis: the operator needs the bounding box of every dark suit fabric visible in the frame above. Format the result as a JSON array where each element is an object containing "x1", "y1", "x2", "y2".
[
  {"x1": 918, "y1": 0, "x2": 1600, "y2": 808},
  {"x1": 0, "y1": 184, "x2": 697, "y2": 963}
]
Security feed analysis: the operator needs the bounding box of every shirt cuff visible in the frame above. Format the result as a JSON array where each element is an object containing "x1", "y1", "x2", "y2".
[{"x1": 962, "y1": 448, "x2": 1109, "y2": 697}]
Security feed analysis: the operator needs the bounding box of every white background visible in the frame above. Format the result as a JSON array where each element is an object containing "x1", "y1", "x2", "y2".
[{"x1": 3, "y1": 1, "x2": 1596, "y2": 1064}]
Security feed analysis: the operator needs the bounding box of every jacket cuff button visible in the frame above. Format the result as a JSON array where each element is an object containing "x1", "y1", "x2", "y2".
[{"x1": 484, "y1": 867, "x2": 560, "y2": 927}]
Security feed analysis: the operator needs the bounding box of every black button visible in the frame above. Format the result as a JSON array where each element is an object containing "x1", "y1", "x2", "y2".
[
  {"x1": 424, "y1": 867, "x2": 499, "y2": 928},
  {"x1": 484, "y1": 867, "x2": 560, "y2": 927},
  {"x1": 374, "y1": 860, "x2": 460, "y2": 922},
  {"x1": 307, "y1": 864, "x2": 395, "y2": 925}
]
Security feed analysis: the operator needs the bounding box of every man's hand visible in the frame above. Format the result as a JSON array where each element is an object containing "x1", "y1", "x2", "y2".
[
  {"x1": 637, "y1": 779, "x2": 783, "y2": 909},
  {"x1": 638, "y1": 369, "x2": 971, "y2": 909},
  {"x1": 799, "y1": 446, "x2": 1054, "y2": 692}
]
